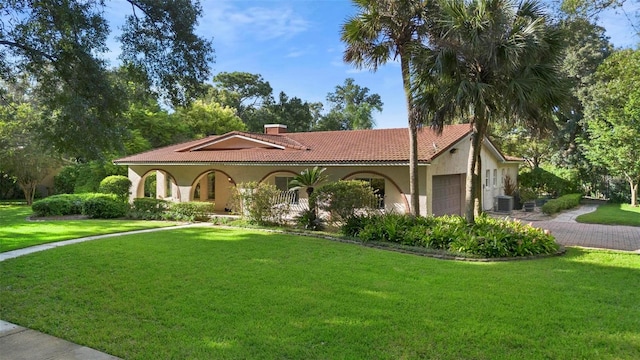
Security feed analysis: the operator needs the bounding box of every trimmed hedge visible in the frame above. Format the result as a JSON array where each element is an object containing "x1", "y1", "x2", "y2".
[
  {"x1": 32, "y1": 194, "x2": 95, "y2": 216},
  {"x1": 32, "y1": 193, "x2": 129, "y2": 218},
  {"x1": 130, "y1": 198, "x2": 170, "y2": 220},
  {"x1": 343, "y1": 213, "x2": 559, "y2": 258},
  {"x1": 82, "y1": 194, "x2": 130, "y2": 219},
  {"x1": 541, "y1": 194, "x2": 582, "y2": 215},
  {"x1": 99, "y1": 175, "x2": 132, "y2": 200},
  {"x1": 163, "y1": 202, "x2": 215, "y2": 222}
]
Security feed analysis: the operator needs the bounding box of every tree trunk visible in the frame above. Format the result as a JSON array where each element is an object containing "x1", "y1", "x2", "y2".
[
  {"x1": 401, "y1": 55, "x2": 419, "y2": 216},
  {"x1": 630, "y1": 179, "x2": 638, "y2": 207},
  {"x1": 474, "y1": 155, "x2": 482, "y2": 218},
  {"x1": 465, "y1": 116, "x2": 487, "y2": 224},
  {"x1": 18, "y1": 181, "x2": 37, "y2": 205}
]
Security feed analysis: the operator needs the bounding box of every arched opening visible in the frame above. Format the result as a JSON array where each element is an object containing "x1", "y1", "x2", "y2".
[
  {"x1": 137, "y1": 169, "x2": 180, "y2": 202},
  {"x1": 341, "y1": 171, "x2": 410, "y2": 213},
  {"x1": 190, "y1": 169, "x2": 236, "y2": 212},
  {"x1": 260, "y1": 170, "x2": 303, "y2": 210}
]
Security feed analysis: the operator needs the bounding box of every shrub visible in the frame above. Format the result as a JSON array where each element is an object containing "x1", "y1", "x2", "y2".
[
  {"x1": 99, "y1": 175, "x2": 132, "y2": 200},
  {"x1": 31, "y1": 194, "x2": 91, "y2": 216},
  {"x1": 312, "y1": 180, "x2": 379, "y2": 225},
  {"x1": 541, "y1": 193, "x2": 582, "y2": 215},
  {"x1": 130, "y1": 198, "x2": 170, "y2": 220},
  {"x1": 163, "y1": 202, "x2": 215, "y2": 222},
  {"x1": 53, "y1": 166, "x2": 79, "y2": 194},
  {"x1": 82, "y1": 194, "x2": 130, "y2": 219},
  {"x1": 230, "y1": 182, "x2": 290, "y2": 225},
  {"x1": 519, "y1": 167, "x2": 581, "y2": 197},
  {"x1": 295, "y1": 208, "x2": 324, "y2": 231},
  {"x1": 342, "y1": 213, "x2": 558, "y2": 258}
]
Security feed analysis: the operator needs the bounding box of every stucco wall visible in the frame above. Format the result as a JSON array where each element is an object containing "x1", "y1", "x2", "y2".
[{"x1": 125, "y1": 142, "x2": 519, "y2": 215}]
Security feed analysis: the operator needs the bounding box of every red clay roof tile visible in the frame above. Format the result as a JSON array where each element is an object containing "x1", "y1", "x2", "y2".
[{"x1": 115, "y1": 124, "x2": 479, "y2": 165}]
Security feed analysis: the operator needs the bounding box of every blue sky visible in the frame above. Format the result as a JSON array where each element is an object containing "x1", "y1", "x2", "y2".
[{"x1": 106, "y1": 0, "x2": 639, "y2": 130}]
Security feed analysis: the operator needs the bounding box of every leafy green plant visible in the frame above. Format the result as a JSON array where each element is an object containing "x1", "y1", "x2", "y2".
[
  {"x1": 518, "y1": 187, "x2": 538, "y2": 203},
  {"x1": 342, "y1": 212, "x2": 558, "y2": 258},
  {"x1": 289, "y1": 167, "x2": 328, "y2": 224},
  {"x1": 82, "y1": 194, "x2": 130, "y2": 219},
  {"x1": 53, "y1": 166, "x2": 79, "y2": 194},
  {"x1": 295, "y1": 208, "x2": 324, "y2": 230},
  {"x1": 312, "y1": 180, "x2": 379, "y2": 225},
  {"x1": 31, "y1": 193, "x2": 102, "y2": 216},
  {"x1": 99, "y1": 175, "x2": 132, "y2": 201},
  {"x1": 130, "y1": 198, "x2": 170, "y2": 220},
  {"x1": 519, "y1": 167, "x2": 581, "y2": 197},
  {"x1": 541, "y1": 194, "x2": 582, "y2": 215},
  {"x1": 163, "y1": 202, "x2": 215, "y2": 222},
  {"x1": 230, "y1": 182, "x2": 290, "y2": 225}
]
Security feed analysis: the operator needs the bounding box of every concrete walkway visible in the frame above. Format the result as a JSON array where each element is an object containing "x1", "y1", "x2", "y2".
[
  {"x1": 0, "y1": 223, "x2": 211, "y2": 360},
  {"x1": 0, "y1": 320, "x2": 119, "y2": 360}
]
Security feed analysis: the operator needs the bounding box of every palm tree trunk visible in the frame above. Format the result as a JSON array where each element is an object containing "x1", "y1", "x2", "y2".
[
  {"x1": 402, "y1": 55, "x2": 420, "y2": 216},
  {"x1": 465, "y1": 116, "x2": 487, "y2": 223}
]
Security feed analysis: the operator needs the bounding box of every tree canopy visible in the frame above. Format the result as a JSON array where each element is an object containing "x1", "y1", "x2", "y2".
[
  {"x1": 413, "y1": 0, "x2": 566, "y2": 223},
  {"x1": 342, "y1": 0, "x2": 430, "y2": 216},
  {"x1": 0, "y1": 1, "x2": 214, "y2": 158},
  {"x1": 582, "y1": 49, "x2": 640, "y2": 206}
]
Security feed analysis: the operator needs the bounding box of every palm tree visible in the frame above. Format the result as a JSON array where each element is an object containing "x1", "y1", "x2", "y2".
[
  {"x1": 289, "y1": 167, "x2": 328, "y2": 220},
  {"x1": 413, "y1": 0, "x2": 566, "y2": 223},
  {"x1": 341, "y1": 0, "x2": 431, "y2": 216}
]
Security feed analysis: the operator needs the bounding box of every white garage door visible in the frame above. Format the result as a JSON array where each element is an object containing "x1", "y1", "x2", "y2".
[{"x1": 432, "y1": 174, "x2": 463, "y2": 216}]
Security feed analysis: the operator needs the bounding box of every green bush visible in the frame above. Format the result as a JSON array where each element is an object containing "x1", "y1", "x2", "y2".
[
  {"x1": 99, "y1": 175, "x2": 132, "y2": 200},
  {"x1": 163, "y1": 202, "x2": 215, "y2": 222},
  {"x1": 312, "y1": 180, "x2": 380, "y2": 225},
  {"x1": 31, "y1": 194, "x2": 95, "y2": 216},
  {"x1": 519, "y1": 167, "x2": 581, "y2": 197},
  {"x1": 295, "y1": 208, "x2": 324, "y2": 230},
  {"x1": 82, "y1": 194, "x2": 130, "y2": 219},
  {"x1": 541, "y1": 194, "x2": 582, "y2": 215},
  {"x1": 230, "y1": 182, "x2": 290, "y2": 225},
  {"x1": 343, "y1": 213, "x2": 558, "y2": 258},
  {"x1": 130, "y1": 198, "x2": 170, "y2": 220},
  {"x1": 53, "y1": 166, "x2": 79, "y2": 194}
]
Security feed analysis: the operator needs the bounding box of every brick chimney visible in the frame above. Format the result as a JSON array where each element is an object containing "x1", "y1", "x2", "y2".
[{"x1": 264, "y1": 124, "x2": 287, "y2": 134}]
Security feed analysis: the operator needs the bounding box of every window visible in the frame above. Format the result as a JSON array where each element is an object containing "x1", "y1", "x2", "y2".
[
  {"x1": 207, "y1": 172, "x2": 215, "y2": 200},
  {"x1": 493, "y1": 169, "x2": 497, "y2": 187},
  {"x1": 486, "y1": 170, "x2": 490, "y2": 187},
  {"x1": 166, "y1": 176, "x2": 172, "y2": 197},
  {"x1": 275, "y1": 176, "x2": 299, "y2": 204},
  {"x1": 275, "y1": 176, "x2": 294, "y2": 191},
  {"x1": 356, "y1": 177, "x2": 385, "y2": 208},
  {"x1": 501, "y1": 169, "x2": 505, "y2": 186}
]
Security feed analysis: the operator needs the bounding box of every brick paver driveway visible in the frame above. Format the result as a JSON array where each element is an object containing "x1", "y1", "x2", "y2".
[{"x1": 534, "y1": 221, "x2": 640, "y2": 252}]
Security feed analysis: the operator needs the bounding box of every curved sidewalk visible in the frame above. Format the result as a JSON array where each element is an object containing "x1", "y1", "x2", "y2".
[
  {"x1": 529, "y1": 205, "x2": 640, "y2": 253},
  {"x1": 1, "y1": 223, "x2": 211, "y2": 360}
]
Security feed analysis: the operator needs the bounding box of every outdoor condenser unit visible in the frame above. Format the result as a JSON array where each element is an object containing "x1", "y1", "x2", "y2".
[{"x1": 495, "y1": 195, "x2": 514, "y2": 212}]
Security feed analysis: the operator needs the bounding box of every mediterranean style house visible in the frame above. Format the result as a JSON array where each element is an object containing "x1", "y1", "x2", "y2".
[{"x1": 114, "y1": 124, "x2": 522, "y2": 217}]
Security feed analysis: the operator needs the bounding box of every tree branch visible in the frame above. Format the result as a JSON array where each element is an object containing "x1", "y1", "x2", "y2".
[{"x1": 0, "y1": 40, "x2": 57, "y2": 62}]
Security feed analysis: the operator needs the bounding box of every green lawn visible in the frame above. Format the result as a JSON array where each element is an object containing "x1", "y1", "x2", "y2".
[
  {"x1": 0, "y1": 205, "x2": 179, "y2": 252},
  {"x1": 1, "y1": 227, "x2": 639, "y2": 359},
  {"x1": 576, "y1": 203, "x2": 640, "y2": 226}
]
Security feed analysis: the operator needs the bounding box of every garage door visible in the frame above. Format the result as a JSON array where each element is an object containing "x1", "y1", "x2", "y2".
[{"x1": 432, "y1": 174, "x2": 463, "y2": 216}]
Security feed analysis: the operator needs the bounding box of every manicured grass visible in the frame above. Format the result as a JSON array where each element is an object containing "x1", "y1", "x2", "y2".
[
  {"x1": 1, "y1": 227, "x2": 639, "y2": 359},
  {"x1": 576, "y1": 203, "x2": 640, "y2": 226},
  {"x1": 0, "y1": 205, "x2": 179, "y2": 252}
]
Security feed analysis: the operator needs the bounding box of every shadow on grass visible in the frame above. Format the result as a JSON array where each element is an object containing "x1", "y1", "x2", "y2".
[{"x1": 1, "y1": 227, "x2": 640, "y2": 359}]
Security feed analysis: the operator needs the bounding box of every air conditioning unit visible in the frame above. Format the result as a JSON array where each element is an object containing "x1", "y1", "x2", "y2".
[{"x1": 495, "y1": 195, "x2": 514, "y2": 212}]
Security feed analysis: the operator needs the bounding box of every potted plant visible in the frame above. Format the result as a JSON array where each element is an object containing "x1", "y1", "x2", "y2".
[{"x1": 519, "y1": 188, "x2": 537, "y2": 212}]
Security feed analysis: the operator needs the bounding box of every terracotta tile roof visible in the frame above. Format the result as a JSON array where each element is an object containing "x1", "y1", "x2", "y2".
[{"x1": 115, "y1": 124, "x2": 481, "y2": 165}]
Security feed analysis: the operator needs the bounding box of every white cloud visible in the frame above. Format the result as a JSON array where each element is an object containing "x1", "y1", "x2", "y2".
[{"x1": 200, "y1": 2, "x2": 310, "y2": 45}]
